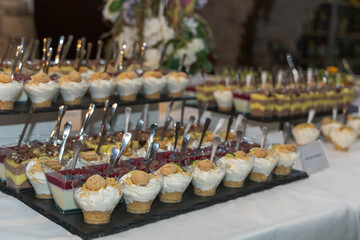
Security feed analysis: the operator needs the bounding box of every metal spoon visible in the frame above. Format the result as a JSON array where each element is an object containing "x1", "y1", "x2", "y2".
[
  {"x1": 30, "y1": 39, "x2": 39, "y2": 62},
  {"x1": 108, "y1": 103, "x2": 118, "y2": 133},
  {"x1": 236, "y1": 130, "x2": 243, "y2": 150},
  {"x1": 210, "y1": 135, "x2": 221, "y2": 162},
  {"x1": 85, "y1": 42, "x2": 93, "y2": 67},
  {"x1": 145, "y1": 123, "x2": 158, "y2": 160},
  {"x1": 165, "y1": 100, "x2": 174, "y2": 121},
  {"x1": 140, "y1": 104, "x2": 149, "y2": 131},
  {"x1": 130, "y1": 119, "x2": 144, "y2": 148},
  {"x1": 17, "y1": 105, "x2": 35, "y2": 147},
  {"x1": 173, "y1": 121, "x2": 181, "y2": 151},
  {"x1": 41, "y1": 38, "x2": 48, "y2": 64},
  {"x1": 178, "y1": 133, "x2": 191, "y2": 165},
  {"x1": 124, "y1": 107, "x2": 131, "y2": 133},
  {"x1": 95, "y1": 40, "x2": 104, "y2": 66},
  {"x1": 79, "y1": 104, "x2": 95, "y2": 140},
  {"x1": 332, "y1": 106, "x2": 338, "y2": 121},
  {"x1": 11, "y1": 44, "x2": 24, "y2": 79},
  {"x1": 74, "y1": 39, "x2": 82, "y2": 69},
  {"x1": 106, "y1": 132, "x2": 132, "y2": 178},
  {"x1": 283, "y1": 122, "x2": 290, "y2": 144},
  {"x1": 59, "y1": 35, "x2": 74, "y2": 66},
  {"x1": 45, "y1": 47, "x2": 53, "y2": 74},
  {"x1": 96, "y1": 123, "x2": 110, "y2": 154},
  {"x1": 241, "y1": 117, "x2": 248, "y2": 142},
  {"x1": 178, "y1": 54, "x2": 187, "y2": 72},
  {"x1": 180, "y1": 100, "x2": 186, "y2": 126},
  {"x1": 71, "y1": 140, "x2": 82, "y2": 170},
  {"x1": 58, "y1": 122, "x2": 72, "y2": 163},
  {"x1": 198, "y1": 117, "x2": 211, "y2": 149},
  {"x1": 213, "y1": 118, "x2": 225, "y2": 135},
  {"x1": 22, "y1": 38, "x2": 34, "y2": 64},
  {"x1": 307, "y1": 109, "x2": 316, "y2": 124},
  {"x1": 224, "y1": 116, "x2": 234, "y2": 144},
  {"x1": 99, "y1": 100, "x2": 110, "y2": 137},
  {"x1": 54, "y1": 35, "x2": 65, "y2": 65},
  {"x1": 343, "y1": 107, "x2": 348, "y2": 125},
  {"x1": 260, "y1": 126, "x2": 269, "y2": 149},
  {"x1": 184, "y1": 115, "x2": 195, "y2": 134},
  {"x1": 197, "y1": 102, "x2": 208, "y2": 124},
  {"x1": 145, "y1": 142, "x2": 159, "y2": 173},
  {"x1": 138, "y1": 42, "x2": 147, "y2": 74},
  {"x1": 50, "y1": 105, "x2": 66, "y2": 145},
  {"x1": 233, "y1": 114, "x2": 243, "y2": 132},
  {"x1": 159, "y1": 116, "x2": 172, "y2": 141}
]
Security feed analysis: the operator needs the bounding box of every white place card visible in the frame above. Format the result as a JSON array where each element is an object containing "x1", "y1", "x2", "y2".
[
  {"x1": 298, "y1": 140, "x2": 329, "y2": 174},
  {"x1": 267, "y1": 131, "x2": 284, "y2": 146}
]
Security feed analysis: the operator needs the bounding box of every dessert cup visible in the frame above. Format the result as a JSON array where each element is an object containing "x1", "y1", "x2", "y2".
[
  {"x1": 59, "y1": 70, "x2": 89, "y2": 105},
  {"x1": 272, "y1": 144, "x2": 300, "y2": 176},
  {"x1": 320, "y1": 117, "x2": 341, "y2": 142},
  {"x1": 116, "y1": 71, "x2": 143, "y2": 101},
  {"x1": 274, "y1": 92, "x2": 290, "y2": 117},
  {"x1": 250, "y1": 93, "x2": 275, "y2": 118},
  {"x1": 195, "y1": 84, "x2": 218, "y2": 109},
  {"x1": 121, "y1": 170, "x2": 163, "y2": 214},
  {"x1": 24, "y1": 72, "x2": 59, "y2": 108},
  {"x1": 292, "y1": 123, "x2": 320, "y2": 146},
  {"x1": 214, "y1": 88, "x2": 233, "y2": 111},
  {"x1": 74, "y1": 174, "x2": 122, "y2": 225},
  {"x1": 233, "y1": 92, "x2": 250, "y2": 114},
  {"x1": 347, "y1": 115, "x2": 360, "y2": 138},
  {"x1": 89, "y1": 72, "x2": 115, "y2": 103},
  {"x1": 142, "y1": 71, "x2": 166, "y2": 99},
  {"x1": 157, "y1": 163, "x2": 193, "y2": 203},
  {"x1": 166, "y1": 72, "x2": 189, "y2": 98},
  {"x1": 0, "y1": 73, "x2": 23, "y2": 110},
  {"x1": 218, "y1": 151, "x2": 253, "y2": 188},
  {"x1": 329, "y1": 126, "x2": 357, "y2": 151},
  {"x1": 191, "y1": 159, "x2": 226, "y2": 197},
  {"x1": 248, "y1": 148, "x2": 278, "y2": 182}
]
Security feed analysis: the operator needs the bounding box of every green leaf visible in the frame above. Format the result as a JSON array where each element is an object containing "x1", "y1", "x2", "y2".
[
  {"x1": 109, "y1": 0, "x2": 122, "y2": 12},
  {"x1": 203, "y1": 59, "x2": 213, "y2": 73}
]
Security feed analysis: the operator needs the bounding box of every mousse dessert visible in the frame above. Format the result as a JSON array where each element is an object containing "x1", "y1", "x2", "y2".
[
  {"x1": 24, "y1": 72, "x2": 59, "y2": 108},
  {"x1": 157, "y1": 163, "x2": 192, "y2": 203},
  {"x1": 121, "y1": 170, "x2": 162, "y2": 214},
  {"x1": 89, "y1": 72, "x2": 115, "y2": 103},
  {"x1": 248, "y1": 148, "x2": 278, "y2": 182},
  {"x1": 142, "y1": 71, "x2": 166, "y2": 99},
  {"x1": 0, "y1": 73, "x2": 23, "y2": 110},
  {"x1": 166, "y1": 72, "x2": 189, "y2": 98},
  {"x1": 214, "y1": 87, "x2": 233, "y2": 111},
  {"x1": 78, "y1": 66, "x2": 95, "y2": 81},
  {"x1": 347, "y1": 115, "x2": 360, "y2": 138},
  {"x1": 74, "y1": 174, "x2": 122, "y2": 225},
  {"x1": 116, "y1": 71, "x2": 143, "y2": 101},
  {"x1": 59, "y1": 70, "x2": 89, "y2": 105},
  {"x1": 218, "y1": 151, "x2": 253, "y2": 188},
  {"x1": 329, "y1": 125, "x2": 357, "y2": 151},
  {"x1": 191, "y1": 159, "x2": 226, "y2": 197},
  {"x1": 272, "y1": 144, "x2": 300, "y2": 176},
  {"x1": 292, "y1": 123, "x2": 320, "y2": 145},
  {"x1": 320, "y1": 117, "x2": 341, "y2": 142}
]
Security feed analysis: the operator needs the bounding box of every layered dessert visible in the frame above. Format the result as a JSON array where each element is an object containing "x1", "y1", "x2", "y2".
[
  {"x1": 74, "y1": 174, "x2": 122, "y2": 225},
  {"x1": 166, "y1": 72, "x2": 189, "y2": 98},
  {"x1": 289, "y1": 92, "x2": 303, "y2": 116},
  {"x1": 320, "y1": 117, "x2": 341, "y2": 142},
  {"x1": 292, "y1": 123, "x2": 320, "y2": 146},
  {"x1": 233, "y1": 91, "x2": 250, "y2": 114},
  {"x1": 329, "y1": 126, "x2": 357, "y2": 151},
  {"x1": 250, "y1": 92, "x2": 275, "y2": 118},
  {"x1": 59, "y1": 70, "x2": 89, "y2": 105},
  {"x1": 214, "y1": 87, "x2": 233, "y2": 111},
  {"x1": 157, "y1": 163, "x2": 192, "y2": 203},
  {"x1": 195, "y1": 83, "x2": 218, "y2": 109},
  {"x1": 272, "y1": 144, "x2": 300, "y2": 176},
  {"x1": 347, "y1": 115, "x2": 360, "y2": 138},
  {"x1": 89, "y1": 72, "x2": 115, "y2": 103},
  {"x1": 24, "y1": 72, "x2": 59, "y2": 108},
  {"x1": 0, "y1": 73, "x2": 23, "y2": 110},
  {"x1": 274, "y1": 90, "x2": 291, "y2": 118},
  {"x1": 191, "y1": 159, "x2": 226, "y2": 197},
  {"x1": 121, "y1": 170, "x2": 162, "y2": 214},
  {"x1": 248, "y1": 148, "x2": 278, "y2": 182},
  {"x1": 218, "y1": 151, "x2": 253, "y2": 188},
  {"x1": 116, "y1": 71, "x2": 143, "y2": 101},
  {"x1": 142, "y1": 71, "x2": 166, "y2": 99}
]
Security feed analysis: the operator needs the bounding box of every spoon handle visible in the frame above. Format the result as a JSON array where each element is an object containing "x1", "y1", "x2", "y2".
[
  {"x1": 12, "y1": 43, "x2": 24, "y2": 79},
  {"x1": 260, "y1": 126, "x2": 269, "y2": 149},
  {"x1": 18, "y1": 105, "x2": 35, "y2": 147},
  {"x1": 30, "y1": 39, "x2": 39, "y2": 62},
  {"x1": 58, "y1": 122, "x2": 72, "y2": 163},
  {"x1": 71, "y1": 140, "x2": 82, "y2": 170},
  {"x1": 179, "y1": 133, "x2": 190, "y2": 165},
  {"x1": 224, "y1": 116, "x2": 234, "y2": 144},
  {"x1": 283, "y1": 122, "x2": 290, "y2": 144},
  {"x1": 109, "y1": 103, "x2": 118, "y2": 133},
  {"x1": 198, "y1": 117, "x2": 211, "y2": 149},
  {"x1": 130, "y1": 119, "x2": 144, "y2": 148},
  {"x1": 59, "y1": 35, "x2": 73, "y2": 66},
  {"x1": 95, "y1": 40, "x2": 104, "y2": 64},
  {"x1": 145, "y1": 123, "x2": 158, "y2": 160},
  {"x1": 145, "y1": 142, "x2": 159, "y2": 173},
  {"x1": 159, "y1": 116, "x2": 172, "y2": 141},
  {"x1": 54, "y1": 35, "x2": 65, "y2": 65},
  {"x1": 307, "y1": 109, "x2": 316, "y2": 124},
  {"x1": 236, "y1": 130, "x2": 243, "y2": 150},
  {"x1": 141, "y1": 104, "x2": 149, "y2": 131},
  {"x1": 96, "y1": 123, "x2": 110, "y2": 154},
  {"x1": 180, "y1": 100, "x2": 186, "y2": 126},
  {"x1": 79, "y1": 104, "x2": 95, "y2": 140},
  {"x1": 50, "y1": 105, "x2": 66, "y2": 145},
  {"x1": 210, "y1": 135, "x2": 221, "y2": 162},
  {"x1": 173, "y1": 121, "x2": 181, "y2": 151},
  {"x1": 184, "y1": 115, "x2": 195, "y2": 134},
  {"x1": 99, "y1": 100, "x2": 110, "y2": 137}
]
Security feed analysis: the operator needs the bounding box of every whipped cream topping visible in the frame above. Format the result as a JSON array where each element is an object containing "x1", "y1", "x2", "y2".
[
  {"x1": 25, "y1": 80, "x2": 59, "y2": 103},
  {"x1": 89, "y1": 79, "x2": 115, "y2": 99},
  {"x1": 158, "y1": 170, "x2": 192, "y2": 194},
  {"x1": 167, "y1": 76, "x2": 189, "y2": 94},
  {"x1": 80, "y1": 70, "x2": 95, "y2": 81},
  {"x1": 0, "y1": 80, "x2": 23, "y2": 101},
  {"x1": 25, "y1": 160, "x2": 51, "y2": 195},
  {"x1": 330, "y1": 127, "x2": 357, "y2": 149},
  {"x1": 59, "y1": 78, "x2": 89, "y2": 101},
  {"x1": 121, "y1": 172, "x2": 162, "y2": 204},
  {"x1": 273, "y1": 147, "x2": 300, "y2": 167},
  {"x1": 116, "y1": 78, "x2": 143, "y2": 96},
  {"x1": 213, "y1": 90, "x2": 233, "y2": 109},
  {"x1": 192, "y1": 162, "x2": 226, "y2": 191},
  {"x1": 74, "y1": 186, "x2": 121, "y2": 212},
  {"x1": 321, "y1": 122, "x2": 342, "y2": 137},
  {"x1": 249, "y1": 154, "x2": 278, "y2": 176},
  {"x1": 347, "y1": 118, "x2": 360, "y2": 134},
  {"x1": 143, "y1": 77, "x2": 166, "y2": 95},
  {"x1": 292, "y1": 126, "x2": 320, "y2": 145},
  {"x1": 218, "y1": 155, "x2": 253, "y2": 182}
]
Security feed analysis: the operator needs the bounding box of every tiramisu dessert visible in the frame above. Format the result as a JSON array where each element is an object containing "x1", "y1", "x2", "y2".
[
  {"x1": 166, "y1": 72, "x2": 189, "y2": 98},
  {"x1": 292, "y1": 123, "x2": 320, "y2": 145},
  {"x1": 218, "y1": 151, "x2": 253, "y2": 188},
  {"x1": 121, "y1": 170, "x2": 162, "y2": 214},
  {"x1": 0, "y1": 72, "x2": 23, "y2": 110},
  {"x1": 248, "y1": 148, "x2": 278, "y2": 182},
  {"x1": 320, "y1": 117, "x2": 341, "y2": 142},
  {"x1": 329, "y1": 125, "x2": 357, "y2": 151},
  {"x1": 89, "y1": 72, "x2": 115, "y2": 103},
  {"x1": 191, "y1": 159, "x2": 226, "y2": 197},
  {"x1": 116, "y1": 71, "x2": 143, "y2": 101},
  {"x1": 59, "y1": 70, "x2": 89, "y2": 105},
  {"x1": 272, "y1": 144, "x2": 300, "y2": 176},
  {"x1": 74, "y1": 174, "x2": 122, "y2": 225},
  {"x1": 142, "y1": 71, "x2": 166, "y2": 99},
  {"x1": 157, "y1": 163, "x2": 192, "y2": 203}
]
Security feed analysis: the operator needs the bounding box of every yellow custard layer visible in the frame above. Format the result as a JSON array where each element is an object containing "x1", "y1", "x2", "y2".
[
  {"x1": 5, "y1": 170, "x2": 27, "y2": 185},
  {"x1": 274, "y1": 104, "x2": 290, "y2": 111},
  {"x1": 250, "y1": 103, "x2": 274, "y2": 110},
  {"x1": 196, "y1": 94, "x2": 215, "y2": 101}
]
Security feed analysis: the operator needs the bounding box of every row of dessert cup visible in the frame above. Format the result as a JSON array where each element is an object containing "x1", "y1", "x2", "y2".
[{"x1": 0, "y1": 70, "x2": 189, "y2": 110}]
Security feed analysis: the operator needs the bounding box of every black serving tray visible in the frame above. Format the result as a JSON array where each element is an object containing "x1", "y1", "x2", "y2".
[{"x1": 0, "y1": 169, "x2": 308, "y2": 240}]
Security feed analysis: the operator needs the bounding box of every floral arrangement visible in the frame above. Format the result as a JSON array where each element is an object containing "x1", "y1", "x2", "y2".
[{"x1": 102, "y1": 0, "x2": 214, "y2": 74}]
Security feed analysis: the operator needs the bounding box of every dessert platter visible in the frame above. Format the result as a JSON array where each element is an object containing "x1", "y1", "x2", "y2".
[{"x1": 0, "y1": 102, "x2": 308, "y2": 239}]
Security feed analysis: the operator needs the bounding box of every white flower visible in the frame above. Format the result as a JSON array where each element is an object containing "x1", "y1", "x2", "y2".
[
  {"x1": 143, "y1": 16, "x2": 175, "y2": 47},
  {"x1": 144, "y1": 48, "x2": 161, "y2": 70},
  {"x1": 174, "y1": 38, "x2": 205, "y2": 67},
  {"x1": 103, "y1": 0, "x2": 120, "y2": 23},
  {"x1": 115, "y1": 26, "x2": 138, "y2": 58},
  {"x1": 183, "y1": 17, "x2": 198, "y2": 35},
  {"x1": 187, "y1": 38, "x2": 205, "y2": 53}
]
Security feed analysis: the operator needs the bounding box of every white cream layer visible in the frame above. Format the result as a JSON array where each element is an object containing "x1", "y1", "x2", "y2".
[
  {"x1": 250, "y1": 155, "x2": 278, "y2": 176},
  {"x1": 214, "y1": 90, "x2": 233, "y2": 109},
  {"x1": 25, "y1": 80, "x2": 59, "y2": 103},
  {"x1": 89, "y1": 79, "x2": 115, "y2": 99},
  {"x1": 160, "y1": 172, "x2": 192, "y2": 194},
  {"x1": 274, "y1": 149, "x2": 300, "y2": 167},
  {"x1": 59, "y1": 79, "x2": 89, "y2": 101},
  {"x1": 167, "y1": 76, "x2": 189, "y2": 94},
  {"x1": 25, "y1": 160, "x2": 51, "y2": 195},
  {"x1": 218, "y1": 156, "x2": 253, "y2": 182},
  {"x1": 347, "y1": 119, "x2": 360, "y2": 134},
  {"x1": 143, "y1": 77, "x2": 166, "y2": 95},
  {"x1": 321, "y1": 122, "x2": 342, "y2": 137},
  {"x1": 330, "y1": 128, "x2": 357, "y2": 149},
  {"x1": 292, "y1": 127, "x2": 320, "y2": 145},
  {"x1": 116, "y1": 78, "x2": 143, "y2": 96},
  {"x1": 192, "y1": 162, "x2": 226, "y2": 191},
  {"x1": 0, "y1": 80, "x2": 23, "y2": 101}
]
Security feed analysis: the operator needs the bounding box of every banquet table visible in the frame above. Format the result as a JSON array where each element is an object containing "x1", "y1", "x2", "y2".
[{"x1": 1, "y1": 140, "x2": 360, "y2": 240}]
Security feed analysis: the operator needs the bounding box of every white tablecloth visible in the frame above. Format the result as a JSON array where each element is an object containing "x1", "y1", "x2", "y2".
[{"x1": 1, "y1": 141, "x2": 360, "y2": 240}]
